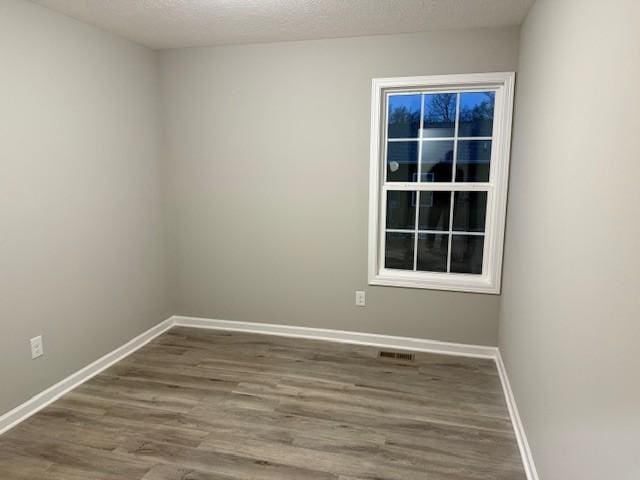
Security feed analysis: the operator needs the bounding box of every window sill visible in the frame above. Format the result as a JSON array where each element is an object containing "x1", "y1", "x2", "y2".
[{"x1": 369, "y1": 270, "x2": 500, "y2": 294}]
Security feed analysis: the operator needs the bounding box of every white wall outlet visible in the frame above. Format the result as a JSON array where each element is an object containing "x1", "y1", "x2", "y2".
[
  {"x1": 355, "y1": 290, "x2": 366, "y2": 307},
  {"x1": 30, "y1": 335, "x2": 44, "y2": 359}
]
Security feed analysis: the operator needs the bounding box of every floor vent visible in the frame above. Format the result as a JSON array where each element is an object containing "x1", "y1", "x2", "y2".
[{"x1": 379, "y1": 351, "x2": 415, "y2": 361}]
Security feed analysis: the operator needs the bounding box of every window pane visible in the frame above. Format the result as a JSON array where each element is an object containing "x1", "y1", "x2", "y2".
[
  {"x1": 421, "y1": 141, "x2": 453, "y2": 182},
  {"x1": 387, "y1": 141, "x2": 418, "y2": 182},
  {"x1": 450, "y1": 235, "x2": 484, "y2": 274},
  {"x1": 385, "y1": 232, "x2": 415, "y2": 270},
  {"x1": 423, "y1": 93, "x2": 456, "y2": 138},
  {"x1": 459, "y1": 92, "x2": 495, "y2": 137},
  {"x1": 453, "y1": 191, "x2": 487, "y2": 232},
  {"x1": 418, "y1": 191, "x2": 450, "y2": 231},
  {"x1": 388, "y1": 94, "x2": 421, "y2": 138},
  {"x1": 417, "y1": 233, "x2": 448, "y2": 272},
  {"x1": 386, "y1": 191, "x2": 416, "y2": 229},
  {"x1": 456, "y1": 140, "x2": 491, "y2": 182}
]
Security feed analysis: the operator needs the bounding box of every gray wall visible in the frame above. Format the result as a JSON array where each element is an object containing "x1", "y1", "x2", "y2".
[
  {"x1": 159, "y1": 28, "x2": 520, "y2": 346},
  {"x1": 499, "y1": 1, "x2": 640, "y2": 478},
  {"x1": 0, "y1": 0, "x2": 169, "y2": 415}
]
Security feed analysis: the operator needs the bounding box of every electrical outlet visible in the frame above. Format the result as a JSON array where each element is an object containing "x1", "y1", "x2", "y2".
[
  {"x1": 355, "y1": 290, "x2": 366, "y2": 307},
  {"x1": 30, "y1": 335, "x2": 44, "y2": 359}
]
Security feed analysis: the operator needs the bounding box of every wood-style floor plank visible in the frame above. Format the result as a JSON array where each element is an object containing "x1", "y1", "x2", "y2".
[{"x1": 0, "y1": 327, "x2": 526, "y2": 479}]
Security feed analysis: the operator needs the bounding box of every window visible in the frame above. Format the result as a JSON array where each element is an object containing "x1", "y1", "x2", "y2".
[{"x1": 368, "y1": 73, "x2": 515, "y2": 293}]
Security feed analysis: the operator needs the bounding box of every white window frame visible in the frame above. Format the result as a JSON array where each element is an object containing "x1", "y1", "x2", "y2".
[{"x1": 368, "y1": 72, "x2": 515, "y2": 294}]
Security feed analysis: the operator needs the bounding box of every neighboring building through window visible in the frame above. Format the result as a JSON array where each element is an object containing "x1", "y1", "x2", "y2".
[{"x1": 368, "y1": 73, "x2": 515, "y2": 293}]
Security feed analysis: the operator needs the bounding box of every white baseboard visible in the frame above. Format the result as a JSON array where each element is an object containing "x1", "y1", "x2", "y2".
[
  {"x1": 0, "y1": 313, "x2": 538, "y2": 480},
  {"x1": 496, "y1": 350, "x2": 540, "y2": 480},
  {"x1": 174, "y1": 315, "x2": 538, "y2": 480},
  {"x1": 171, "y1": 315, "x2": 499, "y2": 359},
  {"x1": 0, "y1": 317, "x2": 174, "y2": 435}
]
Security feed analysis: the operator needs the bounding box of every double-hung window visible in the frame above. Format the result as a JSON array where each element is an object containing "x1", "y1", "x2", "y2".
[{"x1": 368, "y1": 73, "x2": 515, "y2": 293}]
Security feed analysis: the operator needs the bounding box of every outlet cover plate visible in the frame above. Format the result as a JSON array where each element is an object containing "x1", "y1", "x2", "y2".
[{"x1": 30, "y1": 335, "x2": 44, "y2": 359}]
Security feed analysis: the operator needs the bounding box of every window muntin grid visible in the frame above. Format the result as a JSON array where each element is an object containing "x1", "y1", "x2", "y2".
[{"x1": 382, "y1": 89, "x2": 495, "y2": 275}]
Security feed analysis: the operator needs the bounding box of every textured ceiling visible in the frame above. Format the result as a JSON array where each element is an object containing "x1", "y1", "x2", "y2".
[{"x1": 32, "y1": 0, "x2": 534, "y2": 50}]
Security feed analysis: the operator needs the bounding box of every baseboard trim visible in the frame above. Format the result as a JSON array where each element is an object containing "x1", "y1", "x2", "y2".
[
  {"x1": 171, "y1": 315, "x2": 499, "y2": 359},
  {"x1": 0, "y1": 317, "x2": 174, "y2": 436},
  {"x1": 0, "y1": 313, "x2": 538, "y2": 480},
  {"x1": 496, "y1": 350, "x2": 540, "y2": 480},
  {"x1": 174, "y1": 315, "x2": 538, "y2": 480}
]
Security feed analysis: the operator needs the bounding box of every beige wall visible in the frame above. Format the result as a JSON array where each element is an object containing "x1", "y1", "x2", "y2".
[
  {"x1": 0, "y1": 0, "x2": 169, "y2": 415},
  {"x1": 499, "y1": 0, "x2": 640, "y2": 478},
  {"x1": 159, "y1": 28, "x2": 520, "y2": 346}
]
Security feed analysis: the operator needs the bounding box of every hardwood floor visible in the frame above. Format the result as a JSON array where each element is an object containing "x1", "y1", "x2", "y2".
[{"x1": 0, "y1": 327, "x2": 526, "y2": 479}]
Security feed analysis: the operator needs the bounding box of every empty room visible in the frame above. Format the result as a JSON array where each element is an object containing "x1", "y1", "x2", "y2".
[{"x1": 1, "y1": 0, "x2": 638, "y2": 479}]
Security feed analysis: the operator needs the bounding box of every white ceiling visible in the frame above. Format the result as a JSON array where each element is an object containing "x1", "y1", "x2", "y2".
[{"x1": 32, "y1": 0, "x2": 534, "y2": 50}]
